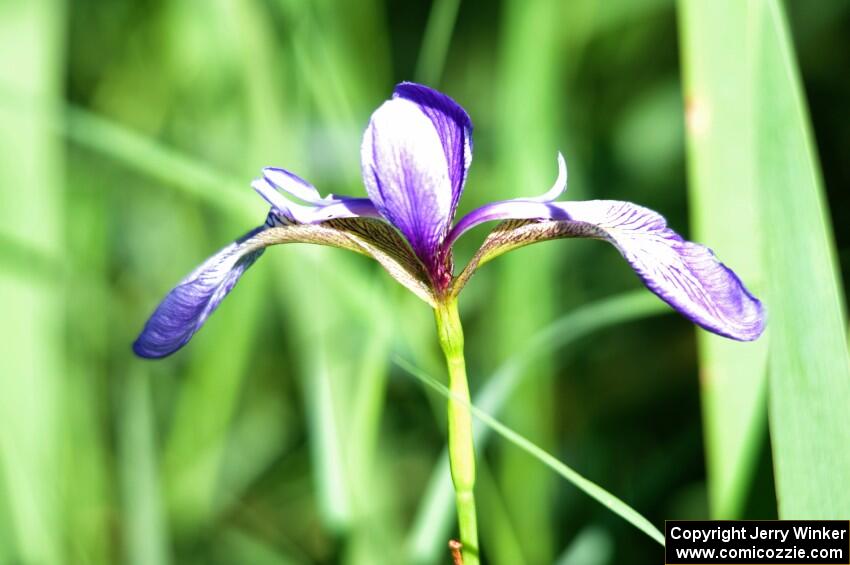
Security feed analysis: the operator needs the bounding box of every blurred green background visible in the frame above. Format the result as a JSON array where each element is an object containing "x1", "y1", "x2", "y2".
[{"x1": 1, "y1": 0, "x2": 848, "y2": 563}]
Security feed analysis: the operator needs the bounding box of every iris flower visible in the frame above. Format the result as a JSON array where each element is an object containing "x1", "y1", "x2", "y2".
[
  {"x1": 134, "y1": 82, "x2": 764, "y2": 563},
  {"x1": 134, "y1": 82, "x2": 763, "y2": 358}
]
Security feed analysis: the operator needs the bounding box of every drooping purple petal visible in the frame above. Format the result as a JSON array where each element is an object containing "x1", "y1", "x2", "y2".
[
  {"x1": 361, "y1": 83, "x2": 472, "y2": 272},
  {"x1": 446, "y1": 153, "x2": 567, "y2": 247},
  {"x1": 457, "y1": 199, "x2": 763, "y2": 340},
  {"x1": 564, "y1": 201, "x2": 763, "y2": 340},
  {"x1": 134, "y1": 209, "x2": 441, "y2": 358},
  {"x1": 133, "y1": 222, "x2": 274, "y2": 359}
]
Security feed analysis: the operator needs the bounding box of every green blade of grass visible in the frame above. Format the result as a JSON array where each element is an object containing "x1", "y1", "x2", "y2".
[
  {"x1": 161, "y1": 265, "x2": 268, "y2": 533},
  {"x1": 345, "y1": 312, "x2": 399, "y2": 552},
  {"x1": 162, "y1": 0, "x2": 288, "y2": 534},
  {"x1": 678, "y1": 0, "x2": 769, "y2": 519},
  {"x1": 63, "y1": 104, "x2": 254, "y2": 219},
  {"x1": 214, "y1": 528, "x2": 308, "y2": 565},
  {"x1": 414, "y1": 0, "x2": 462, "y2": 85},
  {"x1": 680, "y1": 0, "x2": 850, "y2": 519},
  {"x1": 7, "y1": 4, "x2": 393, "y2": 544},
  {"x1": 1, "y1": 84, "x2": 254, "y2": 222},
  {"x1": 476, "y1": 460, "x2": 528, "y2": 565},
  {"x1": 395, "y1": 357, "x2": 665, "y2": 546},
  {"x1": 752, "y1": 0, "x2": 850, "y2": 517},
  {"x1": 213, "y1": 394, "x2": 293, "y2": 518},
  {"x1": 64, "y1": 156, "x2": 112, "y2": 564},
  {"x1": 0, "y1": 1, "x2": 65, "y2": 562},
  {"x1": 119, "y1": 368, "x2": 171, "y2": 565},
  {"x1": 279, "y1": 6, "x2": 399, "y2": 549},
  {"x1": 310, "y1": 344, "x2": 354, "y2": 529},
  {"x1": 492, "y1": 0, "x2": 563, "y2": 559},
  {"x1": 554, "y1": 526, "x2": 614, "y2": 565},
  {"x1": 405, "y1": 290, "x2": 670, "y2": 563}
]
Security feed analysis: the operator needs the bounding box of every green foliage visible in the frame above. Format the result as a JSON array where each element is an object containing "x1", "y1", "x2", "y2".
[
  {"x1": 681, "y1": 0, "x2": 850, "y2": 519},
  {"x1": 678, "y1": 0, "x2": 769, "y2": 519},
  {"x1": 406, "y1": 291, "x2": 670, "y2": 563},
  {"x1": 0, "y1": 1, "x2": 65, "y2": 562},
  {"x1": 0, "y1": 0, "x2": 847, "y2": 563},
  {"x1": 394, "y1": 357, "x2": 665, "y2": 546},
  {"x1": 753, "y1": 1, "x2": 850, "y2": 517}
]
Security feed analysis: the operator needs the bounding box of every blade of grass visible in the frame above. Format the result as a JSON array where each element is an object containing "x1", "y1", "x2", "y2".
[
  {"x1": 476, "y1": 460, "x2": 528, "y2": 565},
  {"x1": 678, "y1": 0, "x2": 769, "y2": 519},
  {"x1": 64, "y1": 155, "x2": 112, "y2": 565},
  {"x1": 213, "y1": 395, "x2": 293, "y2": 518},
  {"x1": 395, "y1": 357, "x2": 665, "y2": 546},
  {"x1": 752, "y1": 0, "x2": 850, "y2": 517},
  {"x1": 414, "y1": 0, "x2": 462, "y2": 85},
  {"x1": 0, "y1": 488, "x2": 13, "y2": 563},
  {"x1": 0, "y1": 84, "x2": 255, "y2": 221},
  {"x1": 493, "y1": 0, "x2": 562, "y2": 559},
  {"x1": 346, "y1": 315, "x2": 394, "y2": 529},
  {"x1": 554, "y1": 526, "x2": 614, "y2": 565},
  {"x1": 162, "y1": 265, "x2": 268, "y2": 533},
  {"x1": 311, "y1": 343, "x2": 354, "y2": 530},
  {"x1": 280, "y1": 4, "x2": 399, "y2": 548},
  {"x1": 405, "y1": 290, "x2": 670, "y2": 563},
  {"x1": 119, "y1": 367, "x2": 171, "y2": 565},
  {"x1": 272, "y1": 67, "x2": 354, "y2": 545},
  {"x1": 0, "y1": 1, "x2": 65, "y2": 562},
  {"x1": 64, "y1": 104, "x2": 254, "y2": 219},
  {"x1": 1, "y1": 48, "x2": 392, "y2": 322},
  {"x1": 161, "y1": 0, "x2": 279, "y2": 535},
  {"x1": 0, "y1": 231, "x2": 61, "y2": 282},
  {"x1": 289, "y1": 0, "x2": 388, "y2": 178},
  {"x1": 215, "y1": 528, "x2": 308, "y2": 565}
]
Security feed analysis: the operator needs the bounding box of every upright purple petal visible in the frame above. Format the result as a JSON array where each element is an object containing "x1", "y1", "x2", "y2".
[
  {"x1": 394, "y1": 82, "x2": 473, "y2": 213},
  {"x1": 361, "y1": 83, "x2": 472, "y2": 273}
]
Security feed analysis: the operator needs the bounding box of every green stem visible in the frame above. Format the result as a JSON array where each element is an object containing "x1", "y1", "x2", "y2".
[{"x1": 434, "y1": 298, "x2": 479, "y2": 565}]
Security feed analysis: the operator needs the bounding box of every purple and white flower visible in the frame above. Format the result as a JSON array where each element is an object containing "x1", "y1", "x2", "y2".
[{"x1": 134, "y1": 82, "x2": 764, "y2": 358}]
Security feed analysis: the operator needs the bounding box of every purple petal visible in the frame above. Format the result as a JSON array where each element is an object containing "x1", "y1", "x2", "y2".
[
  {"x1": 394, "y1": 82, "x2": 473, "y2": 213},
  {"x1": 263, "y1": 167, "x2": 325, "y2": 203},
  {"x1": 447, "y1": 153, "x2": 567, "y2": 246},
  {"x1": 454, "y1": 198, "x2": 763, "y2": 340},
  {"x1": 133, "y1": 224, "x2": 271, "y2": 358},
  {"x1": 361, "y1": 83, "x2": 472, "y2": 271},
  {"x1": 253, "y1": 177, "x2": 380, "y2": 224},
  {"x1": 555, "y1": 201, "x2": 764, "y2": 340}
]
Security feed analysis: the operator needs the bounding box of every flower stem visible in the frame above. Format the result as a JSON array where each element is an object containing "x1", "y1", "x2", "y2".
[{"x1": 435, "y1": 298, "x2": 479, "y2": 565}]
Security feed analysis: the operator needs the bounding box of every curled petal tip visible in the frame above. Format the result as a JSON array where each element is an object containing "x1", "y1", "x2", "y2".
[
  {"x1": 445, "y1": 152, "x2": 570, "y2": 246},
  {"x1": 253, "y1": 176, "x2": 381, "y2": 224},
  {"x1": 263, "y1": 167, "x2": 324, "y2": 203},
  {"x1": 252, "y1": 177, "x2": 282, "y2": 207},
  {"x1": 558, "y1": 151, "x2": 567, "y2": 183},
  {"x1": 531, "y1": 152, "x2": 568, "y2": 203},
  {"x1": 252, "y1": 178, "x2": 300, "y2": 222}
]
